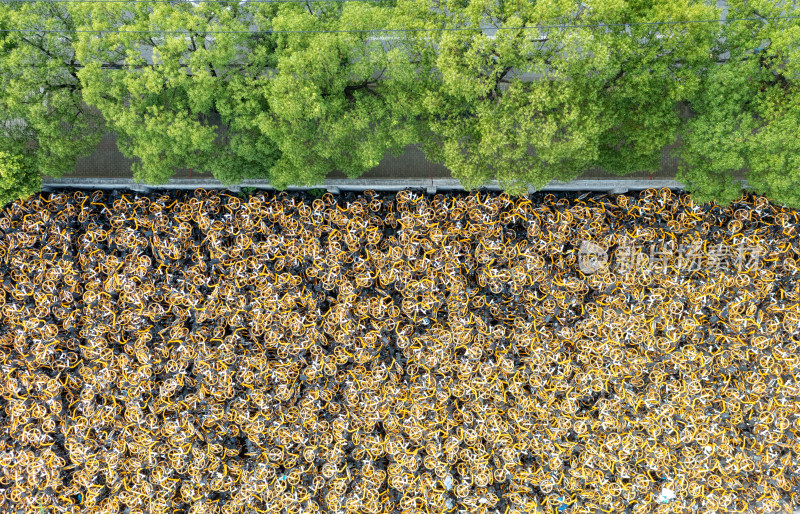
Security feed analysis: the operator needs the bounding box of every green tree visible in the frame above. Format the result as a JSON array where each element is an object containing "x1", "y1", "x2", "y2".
[
  {"x1": 244, "y1": 0, "x2": 426, "y2": 188},
  {"x1": 591, "y1": 0, "x2": 718, "y2": 177},
  {"x1": 415, "y1": 0, "x2": 604, "y2": 194},
  {"x1": 679, "y1": 0, "x2": 800, "y2": 206},
  {"x1": 70, "y1": 0, "x2": 279, "y2": 185},
  {"x1": 0, "y1": 151, "x2": 39, "y2": 207},
  {"x1": 416, "y1": 0, "x2": 719, "y2": 194},
  {"x1": 0, "y1": 1, "x2": 103, "y2": 182}
]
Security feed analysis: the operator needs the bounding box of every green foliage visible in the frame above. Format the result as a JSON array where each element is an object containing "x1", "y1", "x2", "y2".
[
  {"x1": 0, "y1": 0, "x2": 798, "y2": 208},
  {"x1": 593, "y1": 0, "x2": 718, "y2": 177},
  {"x1": 70, "y1": 0, "x2": 279, "y2": 185},
  {"x1": 0, "y1": 1, "x2": 102, "y2": 183},
  {"x1": 237, "y1": 186, "x2": 257, "y2": 198},
  {"x1": 417, "y1": 0, "x2": 719, "y2": 194},
  {"x1": 248, "y1": 1, "x2": 425, "y2": 189},
  {"x1": 69, "y1": 0, "x2": 422, "y2": 189},
  {"x1": 0, "y1": 150, "x2": 40, "y2": 207},
  {"x1": 678, "y1": 0, "x2": 800, "y2": 207}
]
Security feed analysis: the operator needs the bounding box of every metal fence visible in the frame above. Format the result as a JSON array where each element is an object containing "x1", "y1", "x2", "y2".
[{"x1": 42, "y1": 177, "x2": 702, "y2": 196}]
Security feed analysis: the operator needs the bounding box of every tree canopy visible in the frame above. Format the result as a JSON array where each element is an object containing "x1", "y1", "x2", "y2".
[
  {"x1": 1, "y1": 0, "x2": 799, "y2": 206},
  {"x1": 70, "y1": 0, "x2": 279, "y2": 185},
  {"x1": 417, "y1": 0, "x2": 720, "y2": 194},
  {"x1": 243, "y1": 0, "x2": 427, "y2": 188},
  {"x1": 0, "y1": 1, "x2": 103, "y2": 185},
  {"x1": 678, "y1": 0, "x2": 800, "y2": 206},
  {"x1": 0, "y1": 150, "x2": 39, "y2": 207}
]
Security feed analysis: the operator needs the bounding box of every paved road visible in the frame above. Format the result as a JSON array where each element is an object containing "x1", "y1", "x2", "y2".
[{"x1": 70, "y1": 132, "x2": 686, "y2": 182}]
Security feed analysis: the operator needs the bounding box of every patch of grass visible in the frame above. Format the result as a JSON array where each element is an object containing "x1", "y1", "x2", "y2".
[{"x1": 237, "y1": 187, "x2": 257, "y2": 198}]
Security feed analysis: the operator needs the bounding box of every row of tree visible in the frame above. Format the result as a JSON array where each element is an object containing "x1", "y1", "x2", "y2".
[{"x1": 1, "y1": 0, "x2": 798, "y2": 206}]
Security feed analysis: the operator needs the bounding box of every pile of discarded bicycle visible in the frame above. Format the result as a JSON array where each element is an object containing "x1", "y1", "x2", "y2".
[{"x1": 0, "y1": 188, "x2": 798, "y2": 514}]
